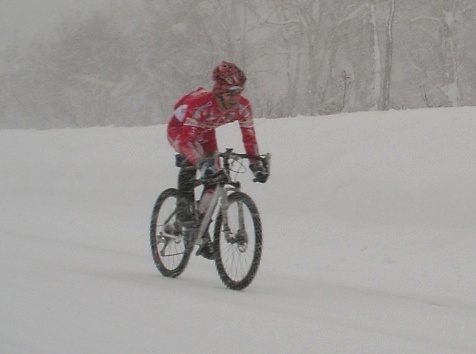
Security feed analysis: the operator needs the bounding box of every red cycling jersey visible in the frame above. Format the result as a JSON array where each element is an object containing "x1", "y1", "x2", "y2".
[{"x1": 167, "y1": 87, "x2": 259, "y2": 166}]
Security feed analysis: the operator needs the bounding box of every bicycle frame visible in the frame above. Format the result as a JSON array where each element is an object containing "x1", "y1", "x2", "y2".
[{"x1": 194, "y1": 181, "x2": 241, "y2": 245}]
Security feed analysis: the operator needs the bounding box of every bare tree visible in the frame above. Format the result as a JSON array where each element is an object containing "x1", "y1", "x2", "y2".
[
  {"x1": 2, "y1": 0, "x2": 476, "y2": 128},
  {"x1": 406, "y1": 0, "x2": 474, "y2": 107},
  {"x1": 368, "y1": 0, "x2": 382, "y2": 111},
  {"x1": 433, "y1": 0, "x2": 462, "y2": 106},
  {"x1": 382, "y1": 0, "x2": 396, "y2": 111}
]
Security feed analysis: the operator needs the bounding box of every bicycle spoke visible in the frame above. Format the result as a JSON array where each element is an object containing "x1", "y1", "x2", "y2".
[
  {"x1": 150, "y1": 188, "x2": 193, "y2": 278},
  {"x1": 214, "y1": 192, "x2": 262, "y2": 290}
]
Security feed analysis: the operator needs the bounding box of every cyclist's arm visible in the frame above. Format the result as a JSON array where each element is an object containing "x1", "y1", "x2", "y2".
[{"x1": 238, "y1": 101, "x2": 260, "y2": 162}]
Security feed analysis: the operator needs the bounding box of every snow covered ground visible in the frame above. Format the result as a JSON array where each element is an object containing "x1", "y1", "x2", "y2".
[{"x1": 1, "y1": 107, "x2": 476, "y2": 353}]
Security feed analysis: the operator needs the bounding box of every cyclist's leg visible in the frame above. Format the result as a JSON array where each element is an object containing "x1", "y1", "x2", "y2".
[
  {"x1": 195, "y1": 214, "x2": 214, "y2": 260},
  {"x1": 176, "y1": 159, "x2": 196, "y2": 223}
]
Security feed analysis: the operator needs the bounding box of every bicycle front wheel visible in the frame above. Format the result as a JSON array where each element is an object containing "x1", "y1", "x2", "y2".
[
  {"x1": 150, "y1": 188, "x2": 193, "y2": 278},
  {"x1": 213, "y1": 192, "x2": 263, "y2": 290}
]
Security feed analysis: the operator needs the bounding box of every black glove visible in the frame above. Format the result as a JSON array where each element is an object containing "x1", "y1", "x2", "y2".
[{"x1": 249, "y1": 161, "x2": 268, "y2": 183}]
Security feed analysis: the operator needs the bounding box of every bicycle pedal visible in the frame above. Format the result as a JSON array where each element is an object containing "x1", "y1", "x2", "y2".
[{"x1": 163, "y1": 222, "x2": 182, "y2": 236}]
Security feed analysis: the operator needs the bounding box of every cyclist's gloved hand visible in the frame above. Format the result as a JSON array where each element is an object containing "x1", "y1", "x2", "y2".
[{"x1": 250, "y1": 161, "x2": 268, "y2": 183}]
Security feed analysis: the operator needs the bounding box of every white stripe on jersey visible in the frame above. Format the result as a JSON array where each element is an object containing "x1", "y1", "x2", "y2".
[{"x1": 174, "y1": 104, "x2": 188, "y2": 122}]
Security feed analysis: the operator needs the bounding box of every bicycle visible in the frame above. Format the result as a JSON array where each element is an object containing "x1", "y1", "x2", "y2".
[{"x1": 150, "y1": 148, "x2": 270, "y2": 290}]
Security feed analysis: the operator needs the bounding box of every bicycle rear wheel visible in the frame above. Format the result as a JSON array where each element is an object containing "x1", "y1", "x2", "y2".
[
  {"x1": 213, "y1": 192, "x2": 263, "y2": 290},
  {"x1": 150, "y1": 188, "x2": 193, "y2": 278}
]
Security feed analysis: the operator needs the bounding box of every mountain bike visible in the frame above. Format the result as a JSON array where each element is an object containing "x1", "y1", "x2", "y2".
[{"x1": 150, "y1": 148, "x2": 270, "y2": 290}]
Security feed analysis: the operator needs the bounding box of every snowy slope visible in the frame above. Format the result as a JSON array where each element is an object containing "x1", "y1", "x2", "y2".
[{"x1": 1, "y1": 107, "x2": 476, "y2": 353}]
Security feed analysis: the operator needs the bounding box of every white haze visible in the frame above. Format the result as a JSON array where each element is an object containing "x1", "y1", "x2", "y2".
[
  {"x1": 1, "y1": 107, "x2": 476, "y2": 353},
  {"x1": 0, "y1": 0, "x2": 109, "y2": 49}
]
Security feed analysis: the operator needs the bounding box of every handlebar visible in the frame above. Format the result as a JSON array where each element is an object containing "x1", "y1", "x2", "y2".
[
  {"x1": 219, "y1": 148, "x2": 271, "y2": 182},
  {"x1": 196, "y1": 148, "x2": 271, "y2": 187},
  {"x1": 219, "y1": 148, "x2": 270, "y2": 166},
  {"x1": 181, "y1": 148, "x2": 271, "y2": 187}
]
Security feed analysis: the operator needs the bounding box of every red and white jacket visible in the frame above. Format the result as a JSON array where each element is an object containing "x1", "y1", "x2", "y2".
[{"x1": 167, "y1": 87, "x2": 260, "y2": 166}]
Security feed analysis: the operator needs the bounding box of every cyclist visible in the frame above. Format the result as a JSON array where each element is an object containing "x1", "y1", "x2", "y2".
[{"x1": 166, "y1": 61, "x2": 268, "y2": 258}]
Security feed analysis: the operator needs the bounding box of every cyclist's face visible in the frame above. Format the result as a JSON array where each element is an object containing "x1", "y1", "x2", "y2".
[{"x1": 221, "y1": 88, "x2": 242, "y2": 110}]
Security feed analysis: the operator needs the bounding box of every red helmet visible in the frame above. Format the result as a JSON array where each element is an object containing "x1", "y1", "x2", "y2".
[{"x1": 212, "y1": 61, "x2": 247, "y2": 95}]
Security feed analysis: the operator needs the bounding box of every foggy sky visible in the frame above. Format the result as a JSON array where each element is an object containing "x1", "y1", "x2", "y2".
[{"x1": 0, "y1": 0, "x2": 109, "y2": 49}]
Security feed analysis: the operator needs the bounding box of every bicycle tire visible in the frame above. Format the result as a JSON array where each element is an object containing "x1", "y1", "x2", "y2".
[
  {"x1": 150, "y1": 188, "x2": 193, "y2": 278},
  {"x1": 213, "y1": 192, "x2": 263, "y2": 290}
]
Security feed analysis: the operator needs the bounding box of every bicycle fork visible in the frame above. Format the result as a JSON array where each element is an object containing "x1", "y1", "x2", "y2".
[{"x1": 220, "y1": 188, "x2": 248, "y2": 250}]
